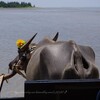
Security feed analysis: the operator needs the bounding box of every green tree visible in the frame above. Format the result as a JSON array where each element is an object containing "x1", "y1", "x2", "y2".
[
  {"x1": 0, "y1": 1, "x2": 33, "y2": 8},
  {"x1": 0, "y1": 1, "x2": 7, "y2": 7}
]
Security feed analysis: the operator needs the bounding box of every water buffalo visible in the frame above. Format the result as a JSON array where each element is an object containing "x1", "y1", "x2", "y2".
[{"x1": 6, "y1": 33, "x2": 99, "y2": 81}]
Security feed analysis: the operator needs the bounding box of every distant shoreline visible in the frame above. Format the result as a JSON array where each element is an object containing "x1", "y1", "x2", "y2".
[
  {"x1": 7, "y1": 7, "x2": 99, "y2": 9},
  {"x1": 0, "y1": 1, "x2": 35, "y2": 8}
]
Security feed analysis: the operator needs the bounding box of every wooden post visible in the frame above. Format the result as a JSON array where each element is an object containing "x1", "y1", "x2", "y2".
[{"x1": 0, "y1": 75, "x2": 4, "y2": 95}]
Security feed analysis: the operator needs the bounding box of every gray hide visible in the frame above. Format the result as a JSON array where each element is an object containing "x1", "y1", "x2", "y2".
[{"x1": 26, "y1": 40, "x2": 99, "y2": 80}]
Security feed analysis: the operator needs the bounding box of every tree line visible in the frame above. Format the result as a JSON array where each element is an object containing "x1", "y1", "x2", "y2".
[{"x1": 0, "y1": 1, "x2": 34, "y2": 8}]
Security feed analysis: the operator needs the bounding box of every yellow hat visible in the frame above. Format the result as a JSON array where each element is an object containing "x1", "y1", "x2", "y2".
[{"x1": 16, "y1": 39, "x2": 26, "y2": 48}]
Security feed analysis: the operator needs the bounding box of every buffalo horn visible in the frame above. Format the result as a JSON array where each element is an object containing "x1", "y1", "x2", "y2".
[
  {"x1": 53, "y1": 32, "x2": 59, "y2": 41},
  {"x1": 20, "y1": 33, "x2": 37, "y2": 52}
]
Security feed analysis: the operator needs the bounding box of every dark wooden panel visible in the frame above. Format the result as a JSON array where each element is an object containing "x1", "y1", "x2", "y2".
[{"x1": 25, "y1": 79, "x2": 100, "y2": 100}]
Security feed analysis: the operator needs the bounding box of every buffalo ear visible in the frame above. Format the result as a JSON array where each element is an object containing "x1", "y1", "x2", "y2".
[
  {"x1": 20, "y1": 33, "x2": 37, "y2": 52},
  {"x1": 53, "y1": 32, "x2": 59, "y2": 41}
]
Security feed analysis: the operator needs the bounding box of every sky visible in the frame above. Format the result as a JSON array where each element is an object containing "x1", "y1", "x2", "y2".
[{"x1": 3, "y1": 0, "x2": 100, "y2": 7}]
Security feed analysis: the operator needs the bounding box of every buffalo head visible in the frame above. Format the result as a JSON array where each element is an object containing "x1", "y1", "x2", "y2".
[
  {"x1": 8, "y1": 32, "x2": 59, "y2": 75},
  {"x1": 9, "y1": 33, "x2": 37, "y2": 72}
]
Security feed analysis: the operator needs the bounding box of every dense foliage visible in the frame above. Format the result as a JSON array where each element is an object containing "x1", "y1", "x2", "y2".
[{"x1": 0, "y1": 1, "x2": 33, "y2": 8}]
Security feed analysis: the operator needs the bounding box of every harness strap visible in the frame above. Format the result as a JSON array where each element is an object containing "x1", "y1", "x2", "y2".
[{"x1": 14, "y1": 67, "x2": 26, "y2": 79}]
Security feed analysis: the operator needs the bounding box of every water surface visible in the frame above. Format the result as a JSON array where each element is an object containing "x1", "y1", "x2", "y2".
[{"x1": 0, "y1": 7, "x2": 100, "y2": 98}]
